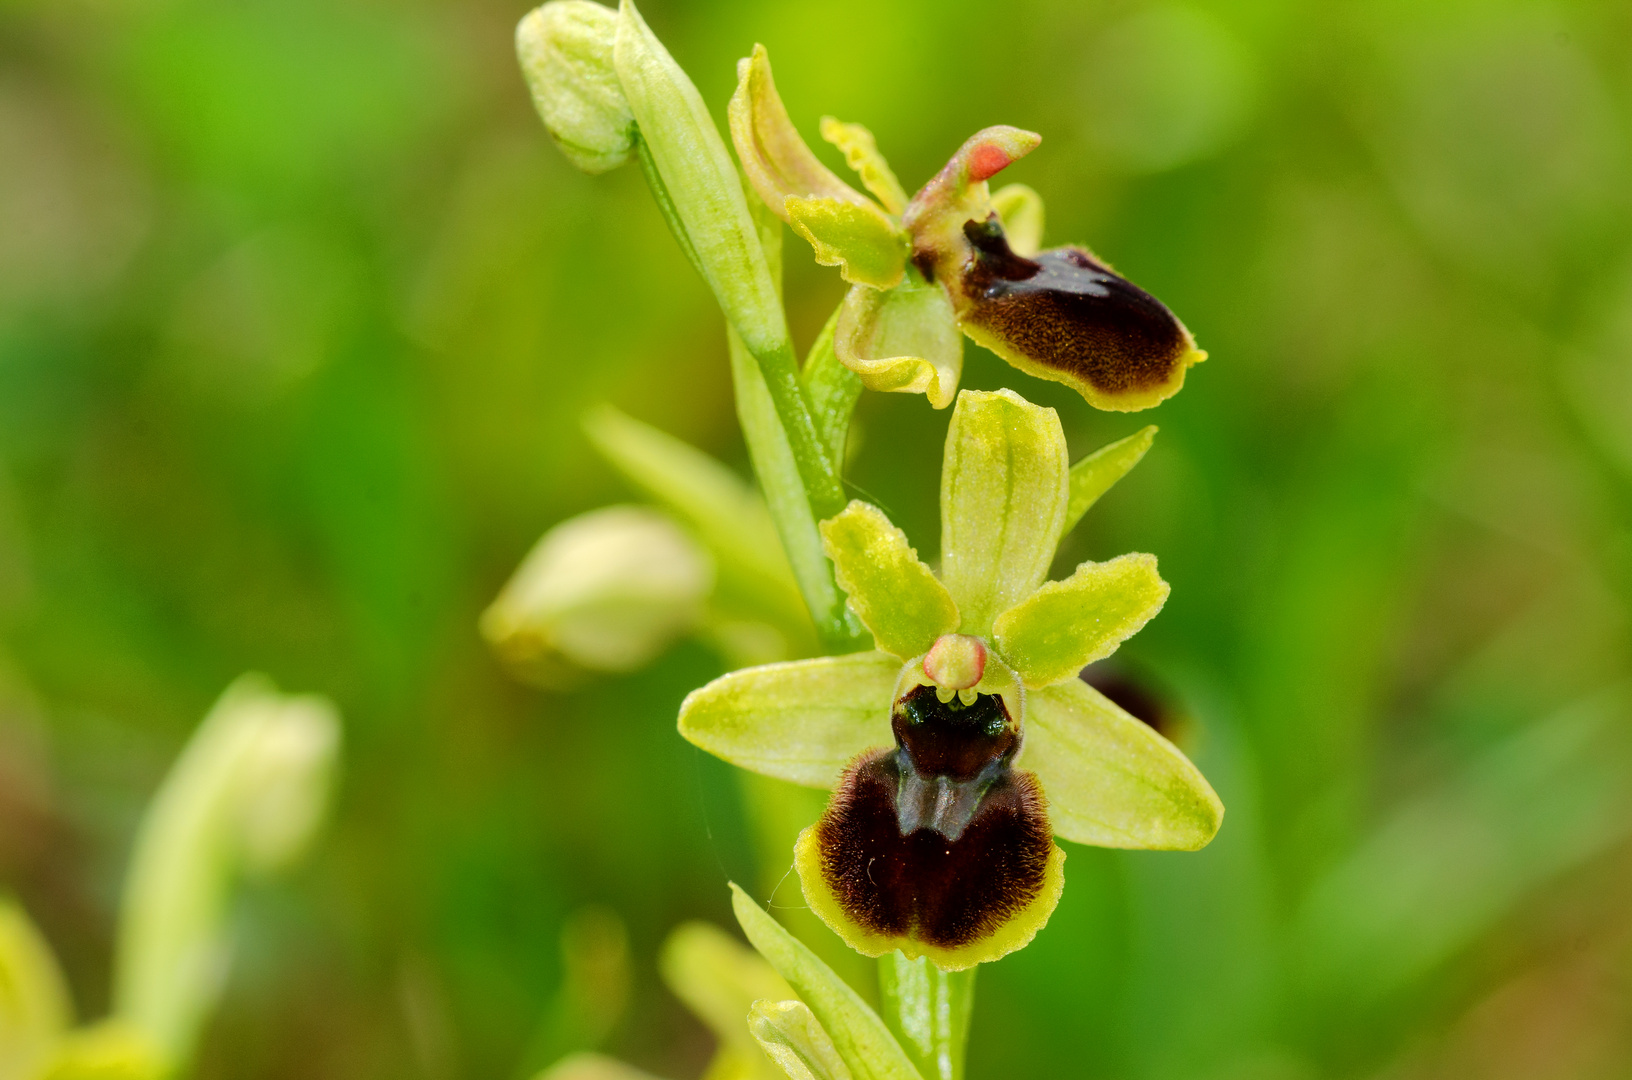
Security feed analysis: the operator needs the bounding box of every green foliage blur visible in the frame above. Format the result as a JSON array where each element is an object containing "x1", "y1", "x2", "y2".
[{"x1": 2, "y1": 0, "x2": 1631, "y2": 1076}]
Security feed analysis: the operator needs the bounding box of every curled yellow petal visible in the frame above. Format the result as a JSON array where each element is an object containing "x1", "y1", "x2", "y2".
[{"x1": 834, "y1": 281, "x2": 962, "y2": 409}]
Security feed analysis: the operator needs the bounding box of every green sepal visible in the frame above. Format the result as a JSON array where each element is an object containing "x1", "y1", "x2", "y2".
[
  {"x1": 678, "y1": 653, "x2": 897, "y2": 788},
  {"x1": 992, "y1": 552, "x2": 1169, "y2": 688},
  {"x1": 939, "y1": 390, "x2": 1070, "y2": 637},
  {"x1": 1020, "y1": 679, "x2": 1222, "y2": 850},
  {"x1": 786, "y1": 196, "x2": 908, "y2": 289},
  {"x1": 800, "y1": 305, "x2": 864, "y2": 469},
  {"x1": 989, "y1": 183, "x2": 1043, "y2": 257},
  {"x1": 834, "y1": 280, "x2": 962, "y2": 410},
  {"x1": 730, "y1": 44, "x2": 874, "y2": 222},
  {"x1": 819, "y1": 118, "x2": 908, "y2": 215},
  {"x1": 749, "y1": 1000, "x2": 854, "y2": 1080},
  {"x1": 516, "y1": 2, "x2": 634, "y2": 174},
  {"x1": 1062, "y1": 425, "x2": 1156, "y2": 536},
  {"x1": 820, "y1": 501, "x2": 959, "y2": 660},
  {"x1": 730, "y1": 885, "x2": 926, "y2": 1080}
]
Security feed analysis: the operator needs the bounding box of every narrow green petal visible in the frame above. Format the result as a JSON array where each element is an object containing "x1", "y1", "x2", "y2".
[
  {"x1": 939, "y1": 390, "x2": 1070, "y2": 636},
  {"x1": 1021, "y1": 679, "x2": 1222, "y2": 850},
  {"x1": 786, "y1": 197, "x2": 908, "y2": 289},
  {"x1": 819, "y1": 118, "x2": 907, "y2": 215},
  {"x1": 730, "y1": 885, "x2": 924, "y2": 1080},
  {"x1": 678, "y1": 654, "x2": 898, "y2": 788},
  {"x1": 834, "y1": 281, "x2": 962, "y2": 410},
  {"x1": 660, "y1": 922, "x2": 792, "y2": 1055},
  {"x1": 993, "y1": 552, "x2": 1169, "y2": 687},
  {"x1": 729, "y1": 45, "x2": 873, "y2": 221},
  {"x1": 749, "y1": 1000, "x2": 854, "y2": 1080},
  {"x1": 820, "y1": 502, "x2": 958, "y2": 660},
  {"x1": 1062, "y1": 426, "x2": 1156, "y2": 536},
  {"x1": 989, "y1": 183, "x2": 1043, "y2": 257}
]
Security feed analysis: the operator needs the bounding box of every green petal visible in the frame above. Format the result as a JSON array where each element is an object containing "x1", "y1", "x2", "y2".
[
  {"x1": 729, "y1": 45, "x2": 874, "y2": 221},
  {"x1": 939, "y1": 390, "x2": 1070, "y2": 636},
  {"x1": 989, "y1": 183, "x2": 1044, "y2": 257},
  {"x1": 515, "y1": 2, "x2": 633, "y2": 175},
  {"x1": 659, "y1": 922, "x2": 792, "y2": 1056},
  {"x1": 1062, "y1": 425, "x2": 1156, "y2": 537},
  {"x1": 834, "y1": 281, "x2": 963, "y2": 410},
  {"x1": 729, "y1": 885, "x2": 924, "y2": 1080},
  {"x1": 819, "y1": 118, "x2": 907, "y2": 215},
  {"x1": 1021, "y1": 679, "x2": 1222, "y2": 850},
  {"x1": 786, "y1": 196, "x2": 908, "y2": 290},
  {"x1": 820, "y1": 502, "x2": 959, "y2": 660},
  {"x1": 749, "y1": 1000, "x2": 854, "y2": 1080},
  {"x1": 992, "y1": 552, "x2": 1169, "y2": 687},
  {"x1": 678, "y1": 653, "x2": 898, "y2": 788}
]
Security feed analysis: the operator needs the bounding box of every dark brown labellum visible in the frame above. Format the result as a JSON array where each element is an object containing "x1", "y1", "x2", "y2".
[
  {"x1": 958, "y1": 215, "x2": 1194, "y2": 400},
  {"x1": 813, "y1": 685, "x2": 1052, "y2": 950}
]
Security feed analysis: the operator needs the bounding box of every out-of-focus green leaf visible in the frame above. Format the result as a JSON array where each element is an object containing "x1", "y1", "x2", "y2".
[
  {"x1": 661, "y1": 922, "x2": 791, "y2": 1080},
  {"x1": 37, "y1": 1020, "x2": 165, "y2": 1080},
  {"x1": 729, "y1": 885, "x2": 923, "y2": 1080},
  {"x1": 533, "y1": 1052, "x2": 669, "y2": 1080},
  {"x1": 114, "y1": 675, "x2": 339, "y2": 1067},
  {"x1": 0, "y1": 898, "x2": 71, "y2": 1080}
]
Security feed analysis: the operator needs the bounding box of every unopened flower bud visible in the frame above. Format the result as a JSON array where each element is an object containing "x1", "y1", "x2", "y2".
[
  {"x1": 516, "y1": 1, "x2": 634, "y2": 175},
  {"x1": 481, "y1": 505, "x2": 713, "y2": 684}
]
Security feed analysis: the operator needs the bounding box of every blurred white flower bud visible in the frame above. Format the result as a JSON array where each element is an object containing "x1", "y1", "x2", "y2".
[
  {"x1": 481, "y1": 505, "x2": 714, "y2": 685},
  {"x1": 516, "y1": 1, "x2": 634, "y2": 175},
  {"x1": 113, "y1": 675, "x2": 340, "y2": 1071}
]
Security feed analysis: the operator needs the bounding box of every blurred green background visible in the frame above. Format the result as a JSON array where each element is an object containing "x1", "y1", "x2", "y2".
[{"x1": 3, "y1": 0, "x2": 1631, "y2": 1076}]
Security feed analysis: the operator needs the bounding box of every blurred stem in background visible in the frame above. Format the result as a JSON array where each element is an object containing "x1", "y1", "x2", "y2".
[{"x1": 0, "y1": 677, "x2": 339, "y2": 1080}]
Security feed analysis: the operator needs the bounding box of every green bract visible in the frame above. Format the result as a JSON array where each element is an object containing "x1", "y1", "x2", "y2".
[
  {"x1": 730, "y1": 47, "x2": 1208, "y2": 413},
  {"x1": 681, "y1": 390, "x2": 1222, "y2": 969}
]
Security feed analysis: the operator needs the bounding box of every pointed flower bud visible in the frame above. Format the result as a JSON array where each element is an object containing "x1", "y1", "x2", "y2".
[
  {"x1": 516, "y1": 1, "x2": 634, "y2": 175},
  {"x1": 481, "y1": 505, "x2": 714, "y2": 685}
]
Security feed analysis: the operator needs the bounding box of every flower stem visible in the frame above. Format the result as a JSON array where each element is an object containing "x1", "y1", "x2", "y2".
[{"x1": 877, "y1": 954, "x2": 976, "y2": 1080}]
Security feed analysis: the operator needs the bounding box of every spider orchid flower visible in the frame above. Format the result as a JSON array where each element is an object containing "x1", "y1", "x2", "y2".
[
  {"x1": 731, "y1": 46, "x2": 1207, "y2": 412},
  {"x1": 680, "y1": 389, "x2": 1222, "y2": 969}
]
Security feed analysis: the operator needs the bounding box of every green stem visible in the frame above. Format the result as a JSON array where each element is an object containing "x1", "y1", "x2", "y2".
[{"x1": 877, "y1": 954, "x2": 976, "y2": 1080}]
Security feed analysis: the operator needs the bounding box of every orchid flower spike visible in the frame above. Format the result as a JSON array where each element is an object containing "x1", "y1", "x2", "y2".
[
  {"x1": 730, "y1": 45, "x2": 1207, "y2": 412},
  {"x1": 680, "y1": 390, "x2": 1222, "y2": 969}
]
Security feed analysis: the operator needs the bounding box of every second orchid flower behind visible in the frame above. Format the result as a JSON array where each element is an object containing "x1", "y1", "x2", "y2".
[
  {"x1": 731, "y1": 46, "x2": 1207, "y2": 412},
  {"x1": 681, "y1": 389, "x2": 1222, "y2": 970}
]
